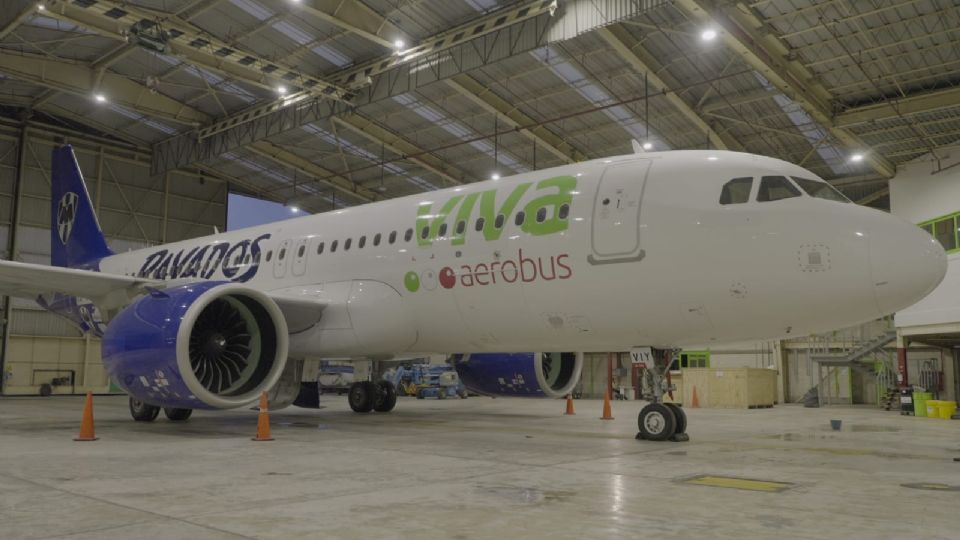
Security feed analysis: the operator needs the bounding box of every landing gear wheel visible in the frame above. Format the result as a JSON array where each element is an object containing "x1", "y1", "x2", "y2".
[
  {"x1": 637, "y1": 403, "x2": 677, "y2": 441},
  {"x1": 163, "y1": 408, "x2": 193, "y2": 421},
  {"x1": 664, "y1": 403, "x2": 687, "y2": 434},
  {"x1": 129, "y1": 397, "x2": 160, "y2": 422},
  {"x1": 373, "y1": 381, "x2": 397, "y2": 412},
  {"x1": 348, "y1": 381, "x2": 377, "y2": 412}
]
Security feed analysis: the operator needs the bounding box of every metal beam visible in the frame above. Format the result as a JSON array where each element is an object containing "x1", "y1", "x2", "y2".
[
  {"x1": 152, "y1": 0, "x2": 669, "y2": 175},
  {"x1": 445, "y1": 75, "x2": 585, "y2": 164},
  {"x1": 0, "y1": 3, "x2": 39, "y2": 41},
  {"x1": 673, "y1": 0, "x2": 895, "y2": 177},
  {"x1": 835, "y1": 86, "x2": 960, "y2": 128},
  {"x1": 596, "y1": 24, "x2": 739, "y2": 151},
  {"x1": 43, "y1": 0, "x2": 351, "y2": 100},
  {"x1": 299, "y1": 0, "x2": 406, "y2": 50},
  {"x1": 856, "y1": 186, "x2": 889, "y2": 206},
  {"x1": 333, "y1": 115, "x2": 465, "y2": 186},
  {"x1": 246, "y1": 141, "x2": 378, "y2": 203},
  {"x1": 0, "y1": 51, "x2": 208, "y2": 127}
]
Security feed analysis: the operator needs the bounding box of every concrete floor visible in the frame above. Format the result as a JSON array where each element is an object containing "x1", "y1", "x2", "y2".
[{"x1": 1, "y1": 395, "x2": 958, "y2": 540}]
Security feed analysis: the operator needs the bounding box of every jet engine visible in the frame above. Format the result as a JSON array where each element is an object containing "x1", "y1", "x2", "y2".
[
  {"x1": 102, "y1": 282, "x2": 288, "y2": 410},
  {"x1": 452, "y1": 352, "x2": 582, "y2": 398}
]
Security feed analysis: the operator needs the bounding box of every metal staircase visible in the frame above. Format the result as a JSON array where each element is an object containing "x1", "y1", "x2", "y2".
[
  {"x1": 796, "y1": 319, "x2": 897, "y2": 407},
  {"x1": 811, "y1": 330, "x2": 897, "y2": 374}
]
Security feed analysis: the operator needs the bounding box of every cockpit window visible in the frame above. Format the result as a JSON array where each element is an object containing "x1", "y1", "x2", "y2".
[
  {"x1": 719, "y1": 177, "x2": 753, "y2": 205},
  {"x1": 792, "y1": 177, "x2": 850, "y2": 202},
  {"x1": 757, "y1": 176, "x2": 801, "y2": 202}
]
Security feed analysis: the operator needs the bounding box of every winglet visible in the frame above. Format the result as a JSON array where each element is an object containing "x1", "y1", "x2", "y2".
[{"x1": 51, "y1": 144, "x2": 113, "y2": 269}]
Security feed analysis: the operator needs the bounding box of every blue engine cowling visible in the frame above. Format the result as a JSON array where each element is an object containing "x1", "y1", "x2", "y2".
[
  {"x1": 102, "y1": 281, "x2": 289, "y2": 410},
  {"x1": 452, "y1": 352, "x2": 582, "y2": 398}
]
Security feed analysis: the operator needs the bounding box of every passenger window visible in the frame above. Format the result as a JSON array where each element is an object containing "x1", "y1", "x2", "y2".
[
  {"x1": 279, "y1": 248, "x2": 286, "y2": 260},
  {"x1": 536, "y1": 207, "x2": 547, "y2": 223},
  {"x1": 475, "y1": 217, "x2": 485, "y2": 231},
  {"x1": 265, "y1": 251, "x2": 273, "y2": 262},
  {"x1": 792, "y1": 177, "x2": 850, "y2": 202},
  {"x1": 719, "y1": 177, "x2": 753, "y2": 205},
  {"x1": 420, "y1": 226, "x2": 429, "y2": 240},
  {"x1": 756, "y1": 176, "x2": 801, "y2": 202},
  {"x1": 389, "y1": 231, "x2": 397, "y2": 244},
  {"x1": 559, "y1": 204, "x2": 570, "y2": 220},
  {"x1": 374, "y1": 233, "x2": 381, "y2": 246},
  {"x1": 297, "y1": 245, "x2": 305, "y2": 257},
  {"x1": 494, "y1": 214, "x2": 505, "y2": 229},
  {"x1": 331, "y1": 240, "x2": 338, "y2": 253},
  {"x1": 359, "y1": 236, "x2": 366, "y2": 249},
  {"x1": 456, "y1": 220, "x2": 465, "y2": 235},
  {"x1": 404, "y1": 229, "x2": 413, "y2": 242},
  {"x1": 438, "y1": 223, "x2": 447, "y2": 237},
  {"x1": 515, "y1": 212, "x2": 525, "y2": 226},
  {"x1": 345, "y1": 238, "x2": 352, "y2": 250},
  {"x1": 317, "y1": 242, "x2": 324, "y2": 255}
]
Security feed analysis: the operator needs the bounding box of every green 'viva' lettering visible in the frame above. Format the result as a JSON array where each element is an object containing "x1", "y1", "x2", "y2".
[{"x1": 414, "y1": 175, "x2": 576, "y2": 247}]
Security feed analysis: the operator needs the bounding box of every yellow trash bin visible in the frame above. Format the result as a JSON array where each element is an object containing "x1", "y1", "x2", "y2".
[
  {"x1": 926, "y1": 400, "x2": 942, "y2": 418},
  {"x1": 938, "y1": 401, "x2": 957, "y2": 419}
]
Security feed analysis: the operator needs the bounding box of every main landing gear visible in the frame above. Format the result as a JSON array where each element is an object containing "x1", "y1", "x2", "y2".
[
  {"x1": 635, "y1": 349, "x2": 689, "y2": 442},
  {"x1": 348, "y1": 380, "x2": 397, "y2": 413},
  {"x1": 129, "y1": 397, "x2": 194, "y2": 422}
]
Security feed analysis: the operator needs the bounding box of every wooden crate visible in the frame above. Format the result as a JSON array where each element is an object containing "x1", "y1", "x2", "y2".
[{"x1": 680, "y1": 368, "x2": 777, "y2": 409}]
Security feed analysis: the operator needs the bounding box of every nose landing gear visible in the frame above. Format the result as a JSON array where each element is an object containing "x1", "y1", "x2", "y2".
[{"x1": 634, "y1": 349, "x2": 689, "y2": 442}]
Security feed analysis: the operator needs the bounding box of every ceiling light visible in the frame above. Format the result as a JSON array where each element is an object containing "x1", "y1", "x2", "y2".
[
  {"x1": 290, "y1": 206, "x2": 300, "y2": 213},
  {"x1": 394, "y1": 39, "x2": 405, "y2": 50},
  {"x1": 37, "y1": 3, "x2": 45, "y2": 10},
  {"x1": 491, "y1": 172, "x2": 500, "y2": 180},
  {"x1": 642, "y1": 141, "x2": 653, "y2": 150},
  {"x1": 701, "y1": 28, "x2": 717, "y2": 41},
  {"x1": 850, "y1": 153, "x2": 864, "y2": 163},
  {"x1": 707, "y1": 155, "x2": 718, "y2": 161},
  {"x1": 277, "y1": 85, "x2": 287, "y2": 95},
  {"x1": 94, "y1": 93, "x2": 107, "y2": 103}
]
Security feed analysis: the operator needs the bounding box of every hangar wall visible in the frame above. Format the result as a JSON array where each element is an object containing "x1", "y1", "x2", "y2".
[
  {"x1": 890, "y1": 145, "x2": 960, "y2": 328},
  {"x1": 0, "y1": 119, "x2": 227, "y2": 396}
]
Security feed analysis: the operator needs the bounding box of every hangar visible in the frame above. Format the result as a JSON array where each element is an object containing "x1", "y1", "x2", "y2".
[{"x1": 0, "y1": 0, "x2": 958, "y2": 538}]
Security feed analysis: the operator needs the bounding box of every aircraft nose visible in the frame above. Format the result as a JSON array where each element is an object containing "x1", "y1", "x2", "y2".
[{"x1": 869, "y1": 218, "x2": 947, "y2": 315}]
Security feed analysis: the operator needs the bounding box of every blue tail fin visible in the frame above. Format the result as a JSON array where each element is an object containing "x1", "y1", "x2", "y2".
[{"x1": 51, "y1": 144, "x2": 113, "y2": 268}]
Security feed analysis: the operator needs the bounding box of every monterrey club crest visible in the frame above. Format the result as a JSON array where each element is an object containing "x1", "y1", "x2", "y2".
[{"x1": 57, "y1": 192, "x2": 79, "y2": 245}]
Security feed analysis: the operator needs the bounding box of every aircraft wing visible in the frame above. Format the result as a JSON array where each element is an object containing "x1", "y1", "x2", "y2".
[
  {"x1": 0, "y1": 259, "x2": 327, "y2": 330},
  {"x1": 0, "y1": 259, "x2": 157, "y2": 308}
]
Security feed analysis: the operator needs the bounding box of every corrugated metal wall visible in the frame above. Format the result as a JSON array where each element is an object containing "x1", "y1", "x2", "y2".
[{"x1": 0, "y1": 121, "x2": 228, "y2": 395}]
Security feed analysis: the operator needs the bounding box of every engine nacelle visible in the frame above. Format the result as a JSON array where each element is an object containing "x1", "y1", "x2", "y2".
[
  {"x1": 102, "y1": 282, "x2": 289, "y2": 410},
  {"x1": 452, "y1": 352, "x2": 582, "y2": 398}
]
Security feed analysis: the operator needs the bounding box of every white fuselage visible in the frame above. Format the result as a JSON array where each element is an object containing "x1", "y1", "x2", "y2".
[{"x1": 99, "y1": 150, "x2": 946, "y2": 357}]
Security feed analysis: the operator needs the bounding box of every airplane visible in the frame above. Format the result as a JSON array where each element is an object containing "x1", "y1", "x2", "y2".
[{"x1": 0, "y1": 143, "x2": 945, "y2": 441}]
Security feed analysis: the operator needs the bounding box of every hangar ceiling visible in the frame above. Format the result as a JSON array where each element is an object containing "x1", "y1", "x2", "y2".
[{"x1": 1, "y1": 0, "x2": 958, "y2": 214}]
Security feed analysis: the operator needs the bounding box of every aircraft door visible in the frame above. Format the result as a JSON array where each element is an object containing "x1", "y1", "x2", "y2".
[
  {"x1": 273, "y1": 239, "x2": 291, "y2": 279},
  {"x1": 588, "y1": 159, "x2": 652, "y2": 265},
  {"x1": 292, "y1": 238, "x2": 308, "y2": 277}
]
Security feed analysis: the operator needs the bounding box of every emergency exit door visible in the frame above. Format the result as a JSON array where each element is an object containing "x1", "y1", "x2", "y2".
[{"x1": 588, "y1": 159, "x2": 651, "y2": 265}]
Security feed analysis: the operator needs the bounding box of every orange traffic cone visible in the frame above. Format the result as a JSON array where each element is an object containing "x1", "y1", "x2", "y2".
[
  {"x1": 74, "y1": 391, "x2": 98, "y2": 441},
  {"x1": 251, "y1": 391, "x2": 274, "y2": 441},
  {"x1": 564, "y1": 395, "x2": 575, "y2": 415},
  {"x1": 601, "y1": 389, "x2": 614, "y2": 420},
  {"x1": 691, "y1": 385, "x2": 700, "y2": 408}
]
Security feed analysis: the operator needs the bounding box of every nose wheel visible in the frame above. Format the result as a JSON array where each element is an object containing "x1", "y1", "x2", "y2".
[{"x1": 634, "y1": 349, "x2": 690, "y2": 442}]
